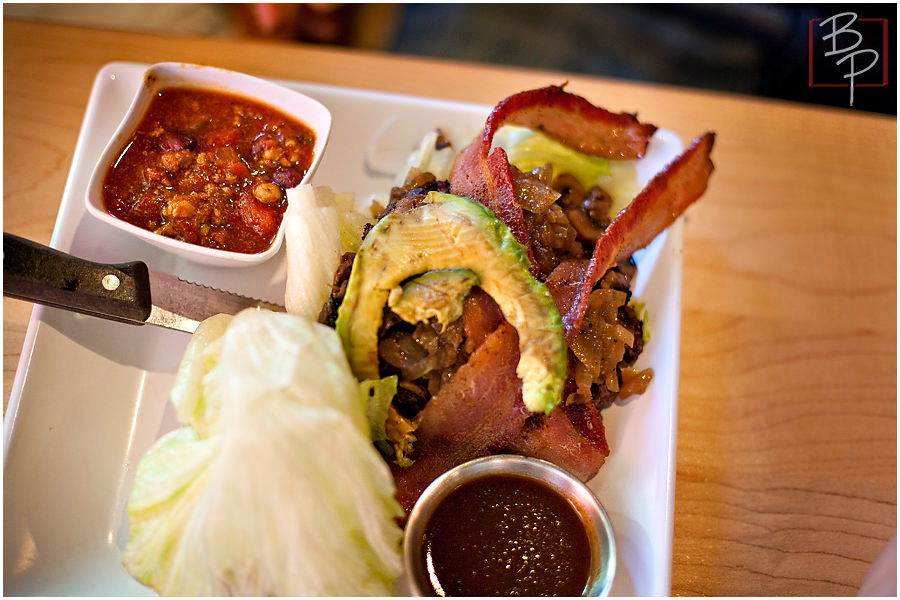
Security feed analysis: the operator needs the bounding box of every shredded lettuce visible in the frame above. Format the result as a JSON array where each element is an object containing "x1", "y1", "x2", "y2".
[{"x1": 122, "y1": 310, "x2": 403, "y2": 596}]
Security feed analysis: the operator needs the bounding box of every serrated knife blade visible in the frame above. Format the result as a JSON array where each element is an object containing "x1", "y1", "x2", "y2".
[
  {"x1": 145, "y1": 269, "x2": 284, "y2": 332},
  {"x1": 3, "y1": 232, "x2": 285, "y2": 334}
]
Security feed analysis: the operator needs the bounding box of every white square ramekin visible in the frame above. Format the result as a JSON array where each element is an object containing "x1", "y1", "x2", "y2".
[{"x1": 85, "y1": 62, "x2": 331, "y2": 267}]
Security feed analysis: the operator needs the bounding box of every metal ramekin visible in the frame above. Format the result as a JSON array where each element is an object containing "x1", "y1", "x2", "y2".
[{"x1": 403, "y1": 455, "x2": 617, "y2": 597}]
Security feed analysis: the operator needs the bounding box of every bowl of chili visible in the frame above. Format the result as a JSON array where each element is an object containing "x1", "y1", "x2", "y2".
[{"x1": 85, "y1": 62, "x2": 331, "y2": 266}]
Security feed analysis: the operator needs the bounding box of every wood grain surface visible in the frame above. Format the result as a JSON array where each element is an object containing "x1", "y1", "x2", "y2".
[{"x1": 3, "y1": 19, "x2": 896, "y2": 596}]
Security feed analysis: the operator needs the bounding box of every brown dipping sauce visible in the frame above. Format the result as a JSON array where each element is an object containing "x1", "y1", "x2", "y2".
[
  {"x1": 419, "y1": 473, "x2": 592, "y2": 597},
  {"x1": 102, "y1": 87, "x2": 316, "y2": 254}
]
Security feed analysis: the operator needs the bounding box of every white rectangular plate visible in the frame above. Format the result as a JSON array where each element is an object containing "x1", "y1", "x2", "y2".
[{"x1": 4, "y1": 62, "x2": 683, "y2": 596}]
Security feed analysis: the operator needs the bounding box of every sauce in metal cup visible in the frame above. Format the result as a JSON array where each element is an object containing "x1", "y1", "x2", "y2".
[{"x1": 403, "y1": 455, "x2": 616, "y2": 596}]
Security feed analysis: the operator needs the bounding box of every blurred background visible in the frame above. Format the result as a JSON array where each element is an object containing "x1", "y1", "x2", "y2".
[{"x1": 4, "y1": 2, "x2": 896, "y2": 115}]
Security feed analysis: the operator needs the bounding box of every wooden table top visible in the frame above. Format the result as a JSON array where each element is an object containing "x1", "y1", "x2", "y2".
[{"x1": 3, "y1": 19, "x2": 896, "y2": 596}]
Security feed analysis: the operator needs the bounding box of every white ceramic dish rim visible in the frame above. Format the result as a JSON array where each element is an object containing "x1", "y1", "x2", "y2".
[
  {"x1": 84, "y1": 62, "x2": 333, "y2": 267},
  {"x1": 4, "y1": 61, "x2": 683, "y2": 597}
]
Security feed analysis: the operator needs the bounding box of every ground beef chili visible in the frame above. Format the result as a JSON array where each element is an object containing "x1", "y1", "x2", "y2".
[{"x1": 101, "y1": 86, "x2": 316, "y2": 254}]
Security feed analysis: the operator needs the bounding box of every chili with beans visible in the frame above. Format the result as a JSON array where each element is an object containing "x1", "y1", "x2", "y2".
[{"x1": 102, "y1": 87, "x2": 316, "y2": 254}]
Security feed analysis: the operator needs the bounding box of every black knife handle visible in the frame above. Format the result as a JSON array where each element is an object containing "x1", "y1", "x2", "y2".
[{"x1": 3, "y1": 232, "x2": 152, "y2": 325}]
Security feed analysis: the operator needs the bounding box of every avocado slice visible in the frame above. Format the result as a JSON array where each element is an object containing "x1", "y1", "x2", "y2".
[
  {"x1": 335, "y1": 191, "x2": 566, "y2": 414},
  {"x1": 388, "y1": 268, "x2": 480, "y2": 331}
]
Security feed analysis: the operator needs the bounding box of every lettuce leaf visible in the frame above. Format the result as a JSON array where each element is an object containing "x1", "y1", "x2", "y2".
[
  {"x1": 122, "y1": 310, "x2": 403, "y2": 596},
  {"x1": 495, "y1": 125, "x2": 611, "y2": 189},
  {"x1": 495, "y1": 125, "x2": 645, "y2": 217}
]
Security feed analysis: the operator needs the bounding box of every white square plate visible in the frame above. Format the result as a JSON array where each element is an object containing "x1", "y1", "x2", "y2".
[{"x1": 3, "y1": 62, "x2": 683, "y2": 596}]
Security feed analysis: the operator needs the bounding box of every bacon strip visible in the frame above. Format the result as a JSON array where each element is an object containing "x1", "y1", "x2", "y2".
[
  {"x1": 506, "y1": 402, "x2": 610, "y2": 482},
  {"x1": 449, "y1": 141, "x2": 534, "y2": 267},
  {"x1": 548, "y1": 132, "x2": 716, "y2": 340},
  {"x1": 485, "y1": 85, "x2": 658, "y2": 160},
  {"x1": 449, "y1": 86, "x2": 659, "y2": 276},
  {"x1": 391, "y1": 322, "x2": 529, "y2": 513}
]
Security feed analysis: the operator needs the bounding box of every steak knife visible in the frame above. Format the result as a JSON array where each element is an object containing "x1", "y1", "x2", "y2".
[{"x1": 3, "y1": 232, "x2": 284, "y2": 334}]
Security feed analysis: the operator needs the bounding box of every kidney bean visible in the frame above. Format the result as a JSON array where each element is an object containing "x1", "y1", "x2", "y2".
[
  {"x1": 156, "y1": 130, "x2": 196, "y2": 152},
  {"x1": 251, "y1": 135, "x2": 281, "y2": 161},
  {"x1": 272, "y1": 166, "x2": 302, "y2": 188}
]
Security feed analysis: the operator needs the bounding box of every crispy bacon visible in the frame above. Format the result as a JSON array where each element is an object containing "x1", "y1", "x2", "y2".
[
  {"x1": 450, "y1": 86, "x2": 660, "y2": 276},
  {"x1": 507, "y1": 402, "x2": 610, "y2": 482},
  {"x1": 450, "y1": 142, "x2": 533, "y2": 264},
  {"x1": 485, "y1": 85, "x2": 658, "y2": 160},
  {"x1": 548, "y1": 132, "x2": 716, "y2": 339},
  {"x1": 391, "y1": 322, "x2": 529, "y2": 513}
]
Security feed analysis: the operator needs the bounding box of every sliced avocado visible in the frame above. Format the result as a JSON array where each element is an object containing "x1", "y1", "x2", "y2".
[
  {"x1": 388, "y1": 268, "x2": 480, "y2": 331},
  {"x1": 335, "y1": 191, "x2": 566, "y2": 414}
]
